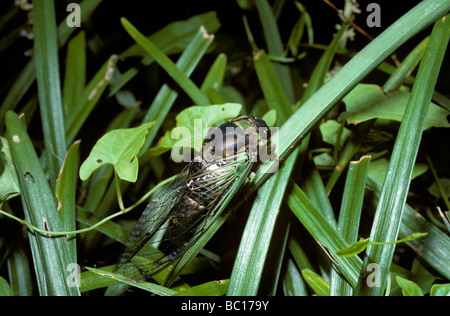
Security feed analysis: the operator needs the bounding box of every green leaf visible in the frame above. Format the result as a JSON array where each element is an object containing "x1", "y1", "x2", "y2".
[
  {"x1": 396, "y1": 276, "x2": 423, "y2": 296},
  {"x1": 0, "y1": 277, "x2": 13, "y2": 296},
  {"x1": 253, "y1": 50, "x2": 292, "y2": 123},
  {"x1": 340, "y1": 83, "x2": 450, "y2": 130},
  {"x1": 430, "y1": 283, "x2": 450, "y2": 296},
  {"x1": 319, "y1": 120, "x2": 351, "y2": 148},
  {"x1": 331, "y1": 156, "x2": 370, "y2": 296},
  {"x1": 337, "y1": 233, "x2": 428, "y2": 257},
  {"x1": 368, "y1": 176, "x2": 450, "y2": 281},
  {"x1": 301, "y1": 269, "x2": 330, "y2": 296},
  {"x1": 228, "y1": 149, "x2": 298, "y2": 296},
  {"x1": 79, "y1": 122, "x2": 155, "y2": 182},
  {"x1": 200, "y1": 53, "x2": 227, "y2": 94},
  {"x1": 255, "y1": 0, "x2": 295, "y2": 102},
  {"x1": 336, "y1": 238, "x2": 370, "y2": 257},
  {"x1": 145, "y1": 103, "x2": 241, "y2": 158}
]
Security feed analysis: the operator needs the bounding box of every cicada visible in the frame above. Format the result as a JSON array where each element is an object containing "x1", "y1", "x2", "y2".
[{"x1": 116, "y1": 115, "x2": 270, "y2": 281}]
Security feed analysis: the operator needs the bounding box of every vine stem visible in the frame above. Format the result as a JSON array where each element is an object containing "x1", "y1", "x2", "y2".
[{"x1": 0, "y1": 175, "x2": 175, "y2": 237}]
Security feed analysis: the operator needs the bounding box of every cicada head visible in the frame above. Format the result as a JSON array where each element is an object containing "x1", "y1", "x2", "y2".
[{"x1": 200, "y1": 115, "x2": 270, "y2": 164}]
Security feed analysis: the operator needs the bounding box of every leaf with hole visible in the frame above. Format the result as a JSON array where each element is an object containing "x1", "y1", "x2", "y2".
[{"x1": 79, "y1": 122, "x2": 155, "y2": 182}]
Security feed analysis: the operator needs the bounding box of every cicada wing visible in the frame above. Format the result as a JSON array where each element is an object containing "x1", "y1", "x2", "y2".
[
  {"x1": 121, "y1": 159, "x2": 244, "y2": 282},
  {"x1": 163, "y1": 159, "x2": 254, "y2": 285},
  {"x1": 115, "y1": 171, "x2": 188, "y2": 276}
]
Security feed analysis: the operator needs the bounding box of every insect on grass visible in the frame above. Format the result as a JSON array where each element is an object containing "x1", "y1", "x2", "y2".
[{"x1": 115, "y1": 115, "x2": 274, "y2": 281}]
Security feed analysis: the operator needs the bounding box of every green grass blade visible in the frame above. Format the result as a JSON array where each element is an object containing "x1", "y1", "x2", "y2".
[
  {"x1": 85, "y1": 267, "x2": 177, "y2": 296},
  {"x1": 383, "y1": 36, "x2": 429, "y2": 92},
  {"x1": 6, "y1": 238, "x2": 34, "y2": 296},
  {"x1": 330, "y1": 156, "x2": 371, "y2": 296},
  {"x1": 33, "y1": 0, "x2": 67, "y2": 186},
  {"x1": 56, "y1": 141, "x2": 81, "y2": 262},
  {"x1": 355, "y1": 14, "x2": 450, "y2": 296},
  {"x1": 6, "y1": 112, "x2": 80, "y2": 296},
  {"x1": 121, "y1": 18, "x2": 211, "y2": 106},
  {"x1": 253, "y1": 50, "x2": 291, "y2": 123},
  {"x1": 287, "y1": 182, "x2": 362, "y2": 288},
  {"x1": 301, "y1": 269, "x2": 330, "y2": 296},
  {"x1": 110, "y1": 12, "x2": 220, "y2": 96},
  {"x1": 255, "y1": 0, "x2": 295, "y2": 102},
  {"x1": 63, "y1": 31, "x2": 86, "y2": 117},
  {"x1": 227, "y1": 150, "x2": 298, "y2": 296},
  {"x1": 200, "y1": 53, "x2": 227, "y2": 94}
]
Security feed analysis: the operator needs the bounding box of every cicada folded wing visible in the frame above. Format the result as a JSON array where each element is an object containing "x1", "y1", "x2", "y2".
[{"x1": 115, "y1": 170, "x2": 188, "y2": 279}]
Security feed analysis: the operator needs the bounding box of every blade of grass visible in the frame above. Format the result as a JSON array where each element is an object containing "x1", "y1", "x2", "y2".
[
  {"x1": 253, "y1": 50, "x2": 291, "y2": 124},
  {"x1": 330, "y1": 155, "x2": 370, "y2": 296},
  {"x1": 383, "y1": 36, "x2": 429, "y2": 93},
  {"x1": 255, "y1": 0, "x2": 295, "y2": 102},
  {"x1": 63, "y1": 31, "x2": 86, "y2": 117},
  {"x1": 200, "y1": 53, "x2": 227, "y2": 94},
  {"x1": 56, "y1": 141, "x2": 81, "y2": 262},
  {"x1": 227, "y1": 150, "x2": 298, "y2": 296},
  {"x1": 85, "y1": 267, "x2": 177, "y2": 296},
  {"x1": 6, "y1": 111, "x2": 80, "y2": 296},
  {"x1": 6, "y1": 236, "x2": 34, "y2": 296},
  {"x1": 287, "y1": 182, "x2": 362, "y2": 288},
  {"x1": 121, "y1": 18, "x2": 211, "y2": 106},
  {"x1": 301, "y1": 268, "x2": 330, "y2": 296},
  {"x1": 33, "y1": 0, "x2": 67, "y2": 187},
  {"x1": 355, "y1": 14, "x2": 450, "y2": 296},
  {"x1": 325, "y1": 121, "x2": 373, "y2": 195}
]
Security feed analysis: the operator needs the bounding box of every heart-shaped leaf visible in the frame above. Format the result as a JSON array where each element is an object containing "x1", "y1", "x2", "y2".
[{"x1": 80, "y1": 122, "x2": 155, "y2": 182}]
